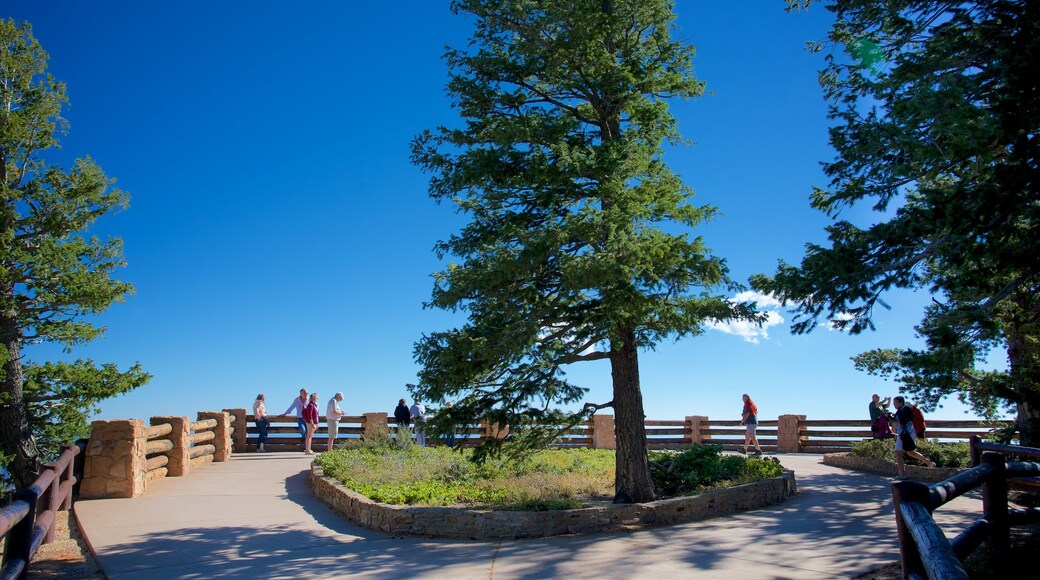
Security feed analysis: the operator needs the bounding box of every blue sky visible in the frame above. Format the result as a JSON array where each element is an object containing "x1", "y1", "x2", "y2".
[{"x1": 5, "y1": 2, "x2": 994, "y2": 424}]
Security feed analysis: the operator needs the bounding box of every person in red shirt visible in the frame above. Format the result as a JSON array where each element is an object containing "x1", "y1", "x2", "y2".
[
  {"x1": 303, "y1": 392, "x2": 320, "y2": 455},
  {"x1": 910, "y1": 403, "x2": 926, "y2": 439},
  {"x1": 740, "y1": 393, "x2": 762, "y2": 456}
]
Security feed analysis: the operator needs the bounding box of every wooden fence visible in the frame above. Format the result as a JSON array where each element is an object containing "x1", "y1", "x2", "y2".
[
  {"x1": 893, "y1": 442, "x2": 1040, "y2": 579},
  {"x1": 0, "y1": 443, "x2": 82, "y2": 580},
  {"x1": 223, "y1": 410, "x2": 1010, "y2": 454}
]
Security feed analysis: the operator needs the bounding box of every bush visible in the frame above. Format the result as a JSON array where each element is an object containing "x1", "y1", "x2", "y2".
[
  {"x1": 315, "y1": 446, "x2": 613, "y2": 510},
  {"x1": 849, "y1": 438, "x2": 970, "y2": 468},
  {"x1": 648, "y1": 444, "x2": 784, "y2": 497}
]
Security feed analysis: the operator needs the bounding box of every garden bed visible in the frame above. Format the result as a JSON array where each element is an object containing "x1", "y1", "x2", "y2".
[
  {"x1": 823, "y1": 453, "x2": 962, "y2": 482},
  {"x1": 310, "y1": 462, "x2": 796, "y2": 539}
]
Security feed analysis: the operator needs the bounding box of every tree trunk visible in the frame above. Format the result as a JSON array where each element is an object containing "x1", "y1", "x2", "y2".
[
  {"x1": 1006, "y1": 292, "x2": 1040, "y2": 447},
  {"x1": 610, "y1": 327, "x2": 655, "y2": 503},
  {"x1": 1017, "y1": 401, "x2": 1040, "y2": 448},
  {"x1": 0, "y1": 298, "x2": 40, "y2": 489}
]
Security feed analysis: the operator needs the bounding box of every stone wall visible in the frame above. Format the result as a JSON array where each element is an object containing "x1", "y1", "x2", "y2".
[
  {"x1": 82, "y1": 412, "x2": 232, "y2": 499},
  {"x1": 310, "y1": 464, "x2": 796, "y2": 540},
  {"x1": 80, "y1": 420, "x2": 147, "y2": 499},
  {"x1": 823, "y1": 453, "x2": 962, "y2": 482}
]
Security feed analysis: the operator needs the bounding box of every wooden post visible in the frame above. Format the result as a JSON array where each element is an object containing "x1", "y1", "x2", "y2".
[
  {"x1": 4, "y1": 486, "x2": 39, "y2": 574},
  {"x1": 59, "y1": 444, "x2": 77, "y2": 511},
  {"x1": 981, "y1": 452, "x2": 1009, "y2": 553},
  {"x1": 892, "y1": 480, "x2": 929, "y2": 579},
  {"x1": 592, "y1": 414, "x2": 616, "y2": 449},
  {"x1": 969, "y1": 435, "x2": 982, "y2": 467},
  {"x1": 151, "y1": 416, "x2": 191, "y2": 477},
  {"x1": 223, "y1": 408, "x2": 248, "y2": 453},
  {"x1": 198, "y1": 411, "x2": 232, "y2": 461}
]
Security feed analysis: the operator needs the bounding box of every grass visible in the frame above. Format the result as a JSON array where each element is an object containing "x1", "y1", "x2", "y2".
[{"x1": 316, "y1": 443, "x2": 784, "y2": 511}]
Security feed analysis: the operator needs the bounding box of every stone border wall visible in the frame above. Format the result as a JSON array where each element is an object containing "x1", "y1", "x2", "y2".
[
  {"x1": 310, "y1": 464, "x2": 796, "y2": 540},
  {"x1": 823, "y1": 453, "x2": 962, "y2": 482}
]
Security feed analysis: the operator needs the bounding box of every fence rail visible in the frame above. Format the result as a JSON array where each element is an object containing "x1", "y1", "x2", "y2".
[
  {"x1": 893, "y1": 446, "x2": 1040, "y2": 580},
  {"x1": 219, "y1": 410, "x2": 1012, "y2": 455},
  {"x1": 0, "y1": 442, "x2": 82, "y2": 579}
]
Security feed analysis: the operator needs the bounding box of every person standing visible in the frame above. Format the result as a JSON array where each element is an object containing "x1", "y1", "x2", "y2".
[
  {"x1": 394, "y1": 398, "x2": 411, "y2": 443},
  {"x1": 303, "y1": 392, "x2": 320, "y2": 455},
  {"x1": 326, "y1": 392, "x2": 345, "y2": 452},
  {"x1": 284, "y1": 388, "x2": 309, "y2": 446},
  {"x1": 910, "y1": 403, "x2": 927, "y2": 439},
  {"x1": 740, "y1": 393, "x2": 762, "y2": 456},
  {"x1": 253, "y1": 394, "x2": 269, "y2": 453},
  {"x1": 893, "y1": 396, "x2": 936, "y2": 477},
  {"x1": 869, "y1": 394, "x2": 891, "y2": 434},
  {"x1": 410, "y1": 399, "x2": 427, "y2": 447}
]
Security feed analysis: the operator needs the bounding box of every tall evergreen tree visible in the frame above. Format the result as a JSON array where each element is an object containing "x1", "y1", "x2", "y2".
[
  {"x1": 1, "y1": 20, "x2": 149, "y2": 488},
  {"x1": 412, "y1": 0, "x2": 757, "y2": 503},
  {"x1": 756, "y1": 1, "x2": 1040, "y2": 442}
]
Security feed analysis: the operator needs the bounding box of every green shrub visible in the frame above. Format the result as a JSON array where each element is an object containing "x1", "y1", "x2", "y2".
[
  {"x1": 648, "y1": 444, "x2": 784, "y2": 496},
  {"x1": 315, "y1": 446, "x2": 613, "y2": 510},
  {"x1": 848, "y1": 438, "x2": 970, "y2": 468}
]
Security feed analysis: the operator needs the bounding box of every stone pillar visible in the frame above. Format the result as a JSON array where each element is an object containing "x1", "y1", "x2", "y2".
[
  {"x1": 591, "y1": 414, "x2": 616, "y2": 449},
  {"x1": 777, "y1": 414, "x2": 806, "y2": 453},
  {"x1": 199, "y1": 411, "x2": 232, "y2": 461},
  {"x1": 362, "y1": 412, "x2": 388, "y2": 440},
  {"x1": 151, "y1": 416, "x2": 191, "y2": 476},
  {"x1": 80, "y1": 419, "x2": 147, "y2": 499},
  {"x1": 223, "y1": 408, "x2": 248, "y2": 454},
  {"x1": 686, "y1": 415, "x2": 708, "y2": 444},
  {"x1": 481, "y1": 419, "x2": 509, "y2": 441}
]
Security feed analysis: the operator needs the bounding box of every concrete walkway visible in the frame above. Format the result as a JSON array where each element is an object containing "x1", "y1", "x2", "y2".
[{"x1": 74, "y1": 452, "x2": 983, "y2": 579}]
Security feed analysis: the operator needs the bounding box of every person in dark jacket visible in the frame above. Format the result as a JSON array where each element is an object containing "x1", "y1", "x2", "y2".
[{"x1": 394, "y1": 398, "x2": 411, "y2": 429}]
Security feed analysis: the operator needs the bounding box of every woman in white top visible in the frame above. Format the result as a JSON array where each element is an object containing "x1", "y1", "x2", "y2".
[{"x1": 253, "y1": 394, "x2": 269, "y2": 452}]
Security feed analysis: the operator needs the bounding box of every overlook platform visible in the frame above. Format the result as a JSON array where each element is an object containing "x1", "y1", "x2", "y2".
[{"x1": 74, "y1": 452, "x2": 983, "y2": 579}]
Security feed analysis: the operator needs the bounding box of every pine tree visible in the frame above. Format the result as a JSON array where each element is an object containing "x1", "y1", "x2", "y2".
[{"x1": 412, "y1": 0, "x2": 757, "y2": 502}]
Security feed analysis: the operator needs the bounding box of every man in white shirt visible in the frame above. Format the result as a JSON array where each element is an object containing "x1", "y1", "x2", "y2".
[
  {"x1": 326, "y1": 392, "x2": 345, "y2": 452},
  {"x1": 409, "y1": 400, "x2": 427, "y2": 447}
]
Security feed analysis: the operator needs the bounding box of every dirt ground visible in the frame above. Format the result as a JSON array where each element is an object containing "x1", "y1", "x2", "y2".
[{"x1": 25, "y1": 509, "x2": 104, "y2": 579}]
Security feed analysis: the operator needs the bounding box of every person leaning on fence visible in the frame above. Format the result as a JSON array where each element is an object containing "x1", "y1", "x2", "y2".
[
  {"x1": 253, "y1": 393, "x2": 270, "y2": 453},
  {"x1": 410, "y1": 399, "x2": 427, "y2": 447},
  {"x1": 394, "y1": 398, "x2": 411, "y2": 429},
  {"x1": 893, "y1": 396, "x2": 936, "y2": 478},
  {"x1": 326, "y1": 392, "x2": 345, "y2": 452},
  {"x1": 284, "y1": 388, "x2": 309, "y2": 446},
  {"x1": 303, "y1": 392, "x2": 320, "y2": 455},
  {"x1": 740, "y1": 393, "x2": 762, "y2": 456}
]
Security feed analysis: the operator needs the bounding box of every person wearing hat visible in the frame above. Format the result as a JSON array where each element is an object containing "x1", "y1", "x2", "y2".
[{"x1": 326, "y1": 392, "x2": 345, "y2": 452}]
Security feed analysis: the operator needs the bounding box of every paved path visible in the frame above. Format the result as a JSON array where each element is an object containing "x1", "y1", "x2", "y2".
[{"x1": 74, "y1": 452, "x2": 982, "y2": 579}]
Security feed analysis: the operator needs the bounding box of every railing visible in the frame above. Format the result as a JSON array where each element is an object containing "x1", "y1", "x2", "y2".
[
  {"x1": 82, "y1": 411, "x2": 233, "y2": 499},
  {"x1": 797, "y1": 419, "x2": 1007, "y2": 454},
  {"x1": 0, "y1": 443, "x2": 82, "y2": 579},
  {"x1": 893, "y1": 450, "x2": 1040, "y2": 579},
  {"x1": 221, "y1": 409, "x2": 1012, "y2": 454}
]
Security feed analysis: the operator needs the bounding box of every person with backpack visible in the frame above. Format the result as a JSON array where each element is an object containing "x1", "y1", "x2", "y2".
[{"x1": 893, "y1": 396, "x2": 936, "y2": 478}]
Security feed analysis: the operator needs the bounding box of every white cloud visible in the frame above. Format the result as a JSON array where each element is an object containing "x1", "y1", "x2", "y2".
[
  {"x1": 827, "y1": 312, "x2": 855, "y2": 332},
  {"x1": 706, "y1": 291, "x2": 786, "y2": 344}
]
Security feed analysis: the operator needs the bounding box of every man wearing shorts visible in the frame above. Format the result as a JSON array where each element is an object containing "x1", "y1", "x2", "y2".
[
  {"x1": 326, "y1": 392, "x2": 345, "y2": 452},
  {"x1": 893, "y1": 396, "x2": 935, "y2": 477},
  {"x1": 741, "y1": 393, "x2": 762, "y2": 456}
]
